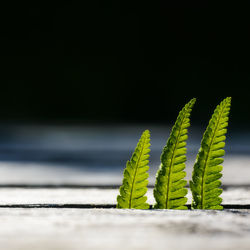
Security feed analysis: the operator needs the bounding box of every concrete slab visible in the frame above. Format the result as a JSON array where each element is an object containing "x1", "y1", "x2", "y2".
[
  {"x1": 0, "y1": 208, "x2": 249, "y2": 250},
  {"x1": 0, "y1": 188, "x2": 249, "y2": 205},
  {"x1": 0, "y1": 125, "x2": 249, "y2": 249}
]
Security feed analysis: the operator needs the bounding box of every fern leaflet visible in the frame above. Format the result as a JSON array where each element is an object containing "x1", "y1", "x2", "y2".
[
  {"x1": 153, "y1": 98, "x2": 196, "y2": 209},
  {"x1": 117, "y1": 130, "x2": 150, "y2": 209},
  {"x1": 190, "y1": 97, "x2": 231, "y2": 209}
]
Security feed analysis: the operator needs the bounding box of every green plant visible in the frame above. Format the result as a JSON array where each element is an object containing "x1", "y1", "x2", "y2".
[
  {"x1": 153, "y1": 99, "x2": 196, "y2": 209},
  {"x1": 117, "y1": 130, "x2": 151, "y2": 209},
  {"x1": 190, "y1": 97, "x2": 231, "y2": 209}
]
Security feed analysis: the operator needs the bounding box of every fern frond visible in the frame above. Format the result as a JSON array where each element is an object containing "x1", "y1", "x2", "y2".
[
  {"x1": 117, "y1": 130, "x2": 151, "y2": 209},
  {"x1": 153, "y1": 98, "x2": 196, "y2": 209},
  {"x1": 190, "y1": 97, "x2": 231, "y2": 209}
]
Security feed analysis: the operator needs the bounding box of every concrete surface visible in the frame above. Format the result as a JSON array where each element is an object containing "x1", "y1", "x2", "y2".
[
  {"x1": 0, "y1": 187, "x2": 248, "y2": 250},
  {"x1": 0, "y1": 208, "x2": 250, "y2": 250},
  {"x1": 0, "y1": 188, "x2": 249, "y2": 205},
  {"x1": 0, "y1": 125, "x2": 249, "y2": 250}
]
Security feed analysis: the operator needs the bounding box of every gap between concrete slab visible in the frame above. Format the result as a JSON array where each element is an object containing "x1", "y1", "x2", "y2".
[
  {"x1": 0, "y1": 204, "x2": 249, "y2": 209},
  {"x1": 0, "y1": 184, "x2": 249, "y2": 189}
]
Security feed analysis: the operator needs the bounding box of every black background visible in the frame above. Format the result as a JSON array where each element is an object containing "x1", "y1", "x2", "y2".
[{"x1": 0, "y1": 2, "x2": 249, "y2": 126}]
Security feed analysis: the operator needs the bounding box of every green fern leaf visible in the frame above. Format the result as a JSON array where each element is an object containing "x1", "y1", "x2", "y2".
[
  {"x1": 190, "y1": 97, "x2": 231, "y2": 209},
  {"x1": 153, "y1": 98, "x2": 196, "y2": 209},
  {"x1": 117, "y1": 130, "x2": 151, "y2": 209}
]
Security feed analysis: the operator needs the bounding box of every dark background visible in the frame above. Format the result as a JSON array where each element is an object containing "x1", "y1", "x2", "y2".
[{"x1": 0, "y1": 3, "x2": 248, "y2": 127}]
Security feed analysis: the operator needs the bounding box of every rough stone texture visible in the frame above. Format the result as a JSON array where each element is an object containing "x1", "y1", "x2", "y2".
[
  {"x1": 0, "y1": 188, "x2": 249, "y2": 250},
  {"x1": 0, "y1": 208, "x2": 249, "y2": 250}
]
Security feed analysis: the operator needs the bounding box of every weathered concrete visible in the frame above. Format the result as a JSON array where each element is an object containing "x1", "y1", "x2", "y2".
[
  {"x1": 0, "y1": 188, "x2": 249, "y2": 205},
  {"x1": 0, "y1": 187, "x2": 249, "y2": 250},
  {"x1": 0, "y1": 125, "x2": 249, "y2": 249},
  {"x1": 0, "y1": 208, "x2": 249, "y2": 250}
]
